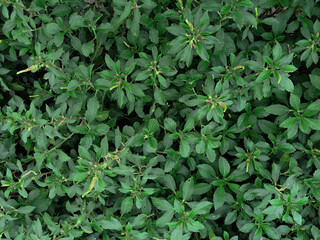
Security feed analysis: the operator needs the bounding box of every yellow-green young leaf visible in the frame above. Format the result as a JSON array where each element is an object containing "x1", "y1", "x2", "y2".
[{"x1": 82, "y1": 175, "x2": 98, "y2": 197}]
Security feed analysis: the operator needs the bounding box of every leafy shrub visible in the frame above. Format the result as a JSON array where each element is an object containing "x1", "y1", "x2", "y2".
[{"x1": 1, "y1": 0, "x2": 320, "y2": 239}]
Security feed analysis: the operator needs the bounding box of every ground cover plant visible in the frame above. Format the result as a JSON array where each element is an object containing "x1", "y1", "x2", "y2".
[{"x1": 1, "y1": 0, "x2": 320, "y2": 239}]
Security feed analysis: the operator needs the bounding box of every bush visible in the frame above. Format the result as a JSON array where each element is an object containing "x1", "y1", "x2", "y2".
[{"x1": 1, "y1": 0, "x2": 320, "y2": 239}]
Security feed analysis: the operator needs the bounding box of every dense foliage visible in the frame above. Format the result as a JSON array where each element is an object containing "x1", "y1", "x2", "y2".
[{"x1": 1, "y1": 0, "x2": 320, "y2": 239}]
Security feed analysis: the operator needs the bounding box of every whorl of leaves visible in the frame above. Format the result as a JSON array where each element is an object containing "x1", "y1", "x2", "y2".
[{"x1": 1, "y1": 0, "x2": 320, "y2": 239}]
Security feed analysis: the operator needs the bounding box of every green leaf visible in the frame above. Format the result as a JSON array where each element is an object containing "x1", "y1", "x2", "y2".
[
  {"x1": 262, "y1": 225, "x2": 280, "y2": 239},
  {"x1": 256, "y1": 70, "x2": 272, "y2": 82},
  {"x1": 270, "y1": 199, "x2": 285, "y2": 206},
  {"x1": 292, "y1": 211, "x2": 302, "y2": 225},
  {"x1": 69, "y1": 13, "x2": 84, "y2": 29},
  {"x1": 167, "y1": 25, "x2": 186, "y2": 36},
  {"x1": 100, "y1": 217, "x2": 123, "y2": 231},
  {"x1": 313, "y1": 19, "x2": 320, "y2": 34},
  {"x1": 206, "y1": 147, "x2": 216, "y2": 162},
  {"x1": 305, "y1": 118, "x2": 320, "y2": 130},
  {"x1": 148, "y1": 119, "x2": 159, "y2": 132},
  {"x1": 85, "y1": 95, "x2": 99, "y2": 123},
  {"x1": 279, "y1": 76, "x2": 294, "y2": 92},
  {"x1": 151, "y1": 197, "x2": 173, "y2": 211},
  {"x1": 78, "y1": 145, "x2": 91, "y2": 160},
  {"x1": 164, "y1": 118, "x2": 177, "y2": 132},
  {"x1": 51, "y1": 4, "x2": 72, "y2": 16},
  {"x1": 262, "y1": 17, "x2": 279, "y2": 25},
  {"x1": 278, "y1": 143, "x2": 295, "y2": 153},
  {"x1": 17, "y1": 206, "x2": 36, "y2": 214},
  {"x1": 179, "y1": 139, "x2": 190, "y2": 158},
  {"x1": 273, "y1": 42, "x2": 283, "y2": 61},
  {"x1": 193, "y1": 201, "x2": 213, "y2": 215},
  {"x1": 46, "y1": 23, "x2": 61, "y2": 34},
  {"x1": 81, "y1": 40, "x2": 94, "y2": 57},
  {"x1": 213, "y1": 186, "x2": 225, "y2": 210},
  {"x1": 280, "y1": 117, "x2": 298, "y2": 128},
  {"x1": 281, "y1": 65, "x2": 297, "y2": 72},
  {"x1": 289, "y1": 93, "x2": 300, "y2": 110},
  {"x1": 219, "y1": 157, "x2": 230, "y2": 177},
  {"x1": 240, "y1": 223, "x2": 255, "y2": 233},
  {"x1": 195, "y1": 42, "x2": 209, "y2": 62},
  {"x1": 158, "y1": 74, "x2": 168, "y2": 88},
  {"x1": 183, "y1": 118, "x2": 194, "y2": 132},
  {"x1": 121, "y1": 197, "x2": 133, "y2": 214},
  {"x1": 2, "y1": 20, "x2": 15, "y2": 37},
  {"x1": 265, "y1": 104, "x2": 290, "y2": 115},
  {"x1": 181, "y1": 45, "x2": 193, "y2": 67},
  {"x1": 310, "y1": 73, "x2": 320, "y2": 90},
  {"x1": 239, "y1": 0, "x2": 253, "y2": 7},
  {"x1": 154, "y1": 86, "x2": 166, "y2": 105},
  {"x1": 131, "y1": 8, "x2": 141, "y2": 37},
  {"x1": 105, "y1": 54, "x2": 115, "y2": 70},
  {"x1": 73, "y1": 172, "x2": 87, "y2": 182},
  {"x1": 182, "y1": 178, "x2": 194, "y2": 201},
  {"x1": 225, "y1": 210, "x2": 237, "y2": 225},
  {"x1": 149, "y1": 28, "x2": 159, "y2": 43},
  {"x1": 32, "y1": 218, "x2": 43, "y2": 237},
  {"x1": 199, "y1": 11, "x2": 210, "y2": 29}
]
